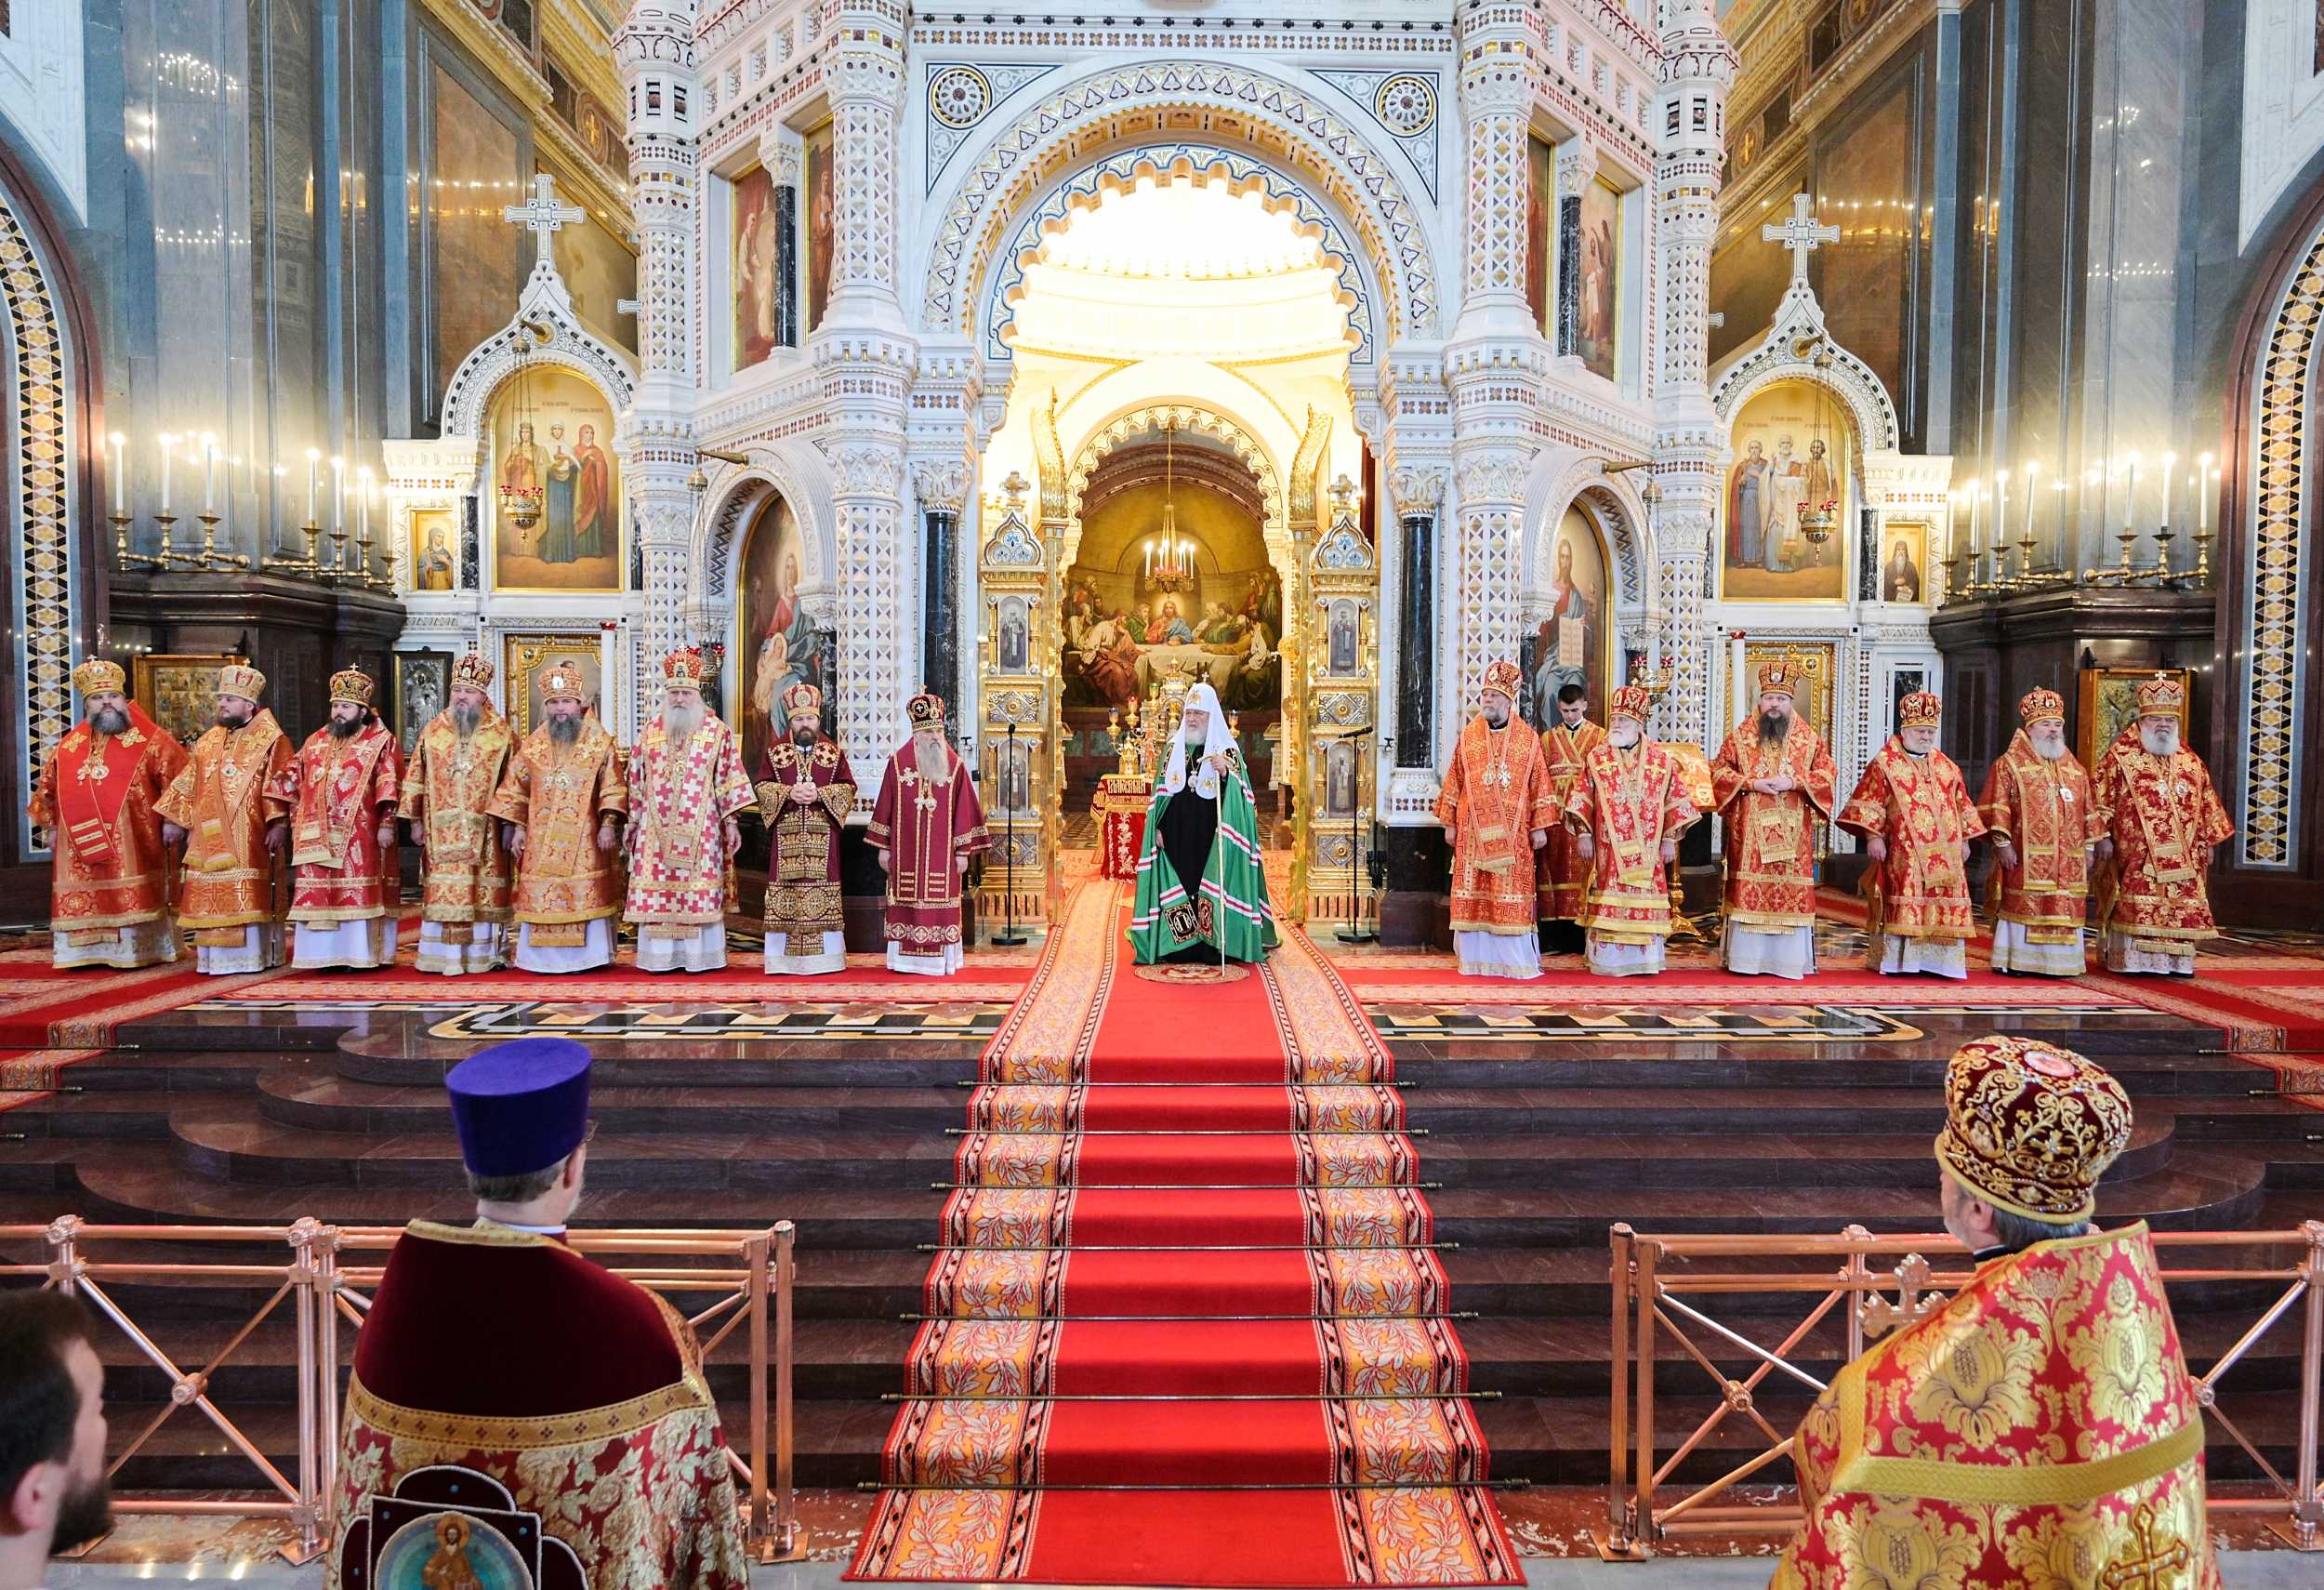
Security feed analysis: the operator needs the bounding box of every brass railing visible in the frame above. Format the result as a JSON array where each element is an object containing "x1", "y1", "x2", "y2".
[
  {"x1": 1603, "y1": 1222, "x2": 2324, "y2": 1558},
  {"x1": 4, "y1": 1217, "x2": 800, "y2": 1566}
]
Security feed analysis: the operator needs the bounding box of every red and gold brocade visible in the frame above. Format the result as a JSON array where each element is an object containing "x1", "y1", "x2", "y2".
[
  {"x1": 487, "y1": 718, "x2": 629, "y2": 931},
  {"x1": 154, "y1": 711, "x2": 294, "y2": 934},
  {"x1": 2092, "y1": 741, "x2": 2234, "y2": 947},
  {"x1": 397, "y1": 709, "x2": 515, "y2": 925},
  {"x1": 1980, "y1": 731, "x2": 2106, "y2": 944},
  {"x1": 868, "y1": 745, "x2": 990, "y2": 949},
  {"x1": 625, "y1": 714, "x2": 757, "y2": 929},
  {"x1": 1710, "y1": 722, "x2": 1837, "y2": 928},
  {"x1": 1563, "y1": 739, "x2": 1698, "y2": 943},
  {"x1": 1774, "y1": 1224, "x2": 2214, "y2": 1590},
  {"x1": 1434, "y1": 718, "x2": 1559, "y2": 935},
  {"x1": 758, "y1": 737, "x2": 855, "y2": 940},
  {"x1": 331, "y1": 1220, "x2": 747, "y2": 1590},
  {"x1": 1535, "y1": 721, "x2": 1605, "y2": 921},
  {"x1": 29, "y1": 708, "x2": 188, "y2": 933},
  {"x1": 1838, "y1": 738, "x2": 1986, "y2": 942},
  {"x1": 273, "y1": 722, "x2": 402, "y2": 924}
]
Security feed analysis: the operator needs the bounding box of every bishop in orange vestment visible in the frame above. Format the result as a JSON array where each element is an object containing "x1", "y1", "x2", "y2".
[
  {"x1": 274, "y1": 669, "x2": 403, "y2": 970},
  {"x1": 1709, "y1": 656, "x2": 1836, "y2": 978},
  {"x1": 1774, "y1": 1037, "x2": 2213, "y2": 1590},
  {"x1": 624, "y1": 649, "x2": 757, "y2": 974},
  {"x1": 398, "y1": 653, "x2": 515, "y2": 974},
  {"x1": 487, "y1": 666, "x2": 629, "y2": 974},
  {"x1": 1978, "y1": 687, "x2": 2105, "y2": 976},
  {"x1": 1837, "y1": 691, "x2": 1985, "y2": 978},
  {"x1": 30, "y1": 659, "x2": 189, "y2": 968},
  {"x1": 155, "y1": 663, "x2": 294, "y2": 974},
  {"x1": 1434, "y1": 662, "x2": 1557, "y2": 979},
  {"x1": 1535, "y1": 686, "x2": 1606, "y2": 952},
  {"x1": 2092, "y1": 674, "x2": 2233, "y2": 976},
  {"x1": 1563, "y1": 685, "x2": 1697, "y2": 976}
]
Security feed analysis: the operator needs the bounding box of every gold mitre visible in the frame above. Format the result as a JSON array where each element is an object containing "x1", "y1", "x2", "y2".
[
  {"x1": 539, "y1": 663, "x2": 588, "y2": 703},
  {"x1": 73, "y1": 658, "x2": 125, "y2": 696},
  {"x1": 782, "y1": 681, "x2": 824, "y2": 720},
  {"x1": 329, "y1": 668, "x2": 376, "y2": 707},
  {"x1": 216, "y1": 662, "x2": 267, "y2": 701},
  {"x1": 452, "y1": 652, "x2": 495, "y2": 691},
  {"x1": 662, "y1": 647, "x2": 711, "y2": 689},
  {"x1": 2017, "y1": 686, "x2": 2065, "y2": 726},
  {"x1": 2134, "y1": 671, "x2": 2185, "y2": 718}
]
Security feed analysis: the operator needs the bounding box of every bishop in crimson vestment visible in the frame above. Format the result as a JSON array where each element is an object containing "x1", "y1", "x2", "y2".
[
  {"x1": 1535, "y1": 688, "x2": 1606, "y2": 951},
  {"x1": 1837, "y1": 691, "x2": 1985, "y2": 979},
  {"x1": 2092, "y1": 674, "x2": 2233, "y2": 975},
  {"x1": 155, "y1": 662, "x2": 294, "y2": 974},
  {"x1": 1774, "y1": 1036, "x2": 2213, "y2": 1590},
  {"x1": 332, "y1": 1038, "x2": 748, "y2": 1590},
  {"x1": 398, "y1": 653, "x2": 514, "y2": 974},
  {"x1": 1563, "y1": 685, "x2": 1698, "y2": 977},
  {"x1": 1435, "y1": 662, "x2": 1557, "y2": 979},
  {"x1": 758, "y1": 682, "x2": 855, "y2": 974},
  {"x1": 1129, "y1": 682, "x2": 1276, "y2": 964},
  {"x1": 624, "y1": 650, "x2": 756, "y2": 974},
  {"x1": 31, "y1": 659, "x2": 189, "y2": 968},
  {"x1": 274, "y1": 669, "x2": 403, "y2": 971},
  {"x1": 1978, "y1": 687, "x2": 2105, "y2": 976},
  {"x1": 1710, "y1": 657, "x2": 1836, "y2": 979},
  {"x1": 487, "y1": 666, "x2": 628, "y2": 974},
  {"x1": 868, "y1": 694, "x2": 990, "y2": 975}
]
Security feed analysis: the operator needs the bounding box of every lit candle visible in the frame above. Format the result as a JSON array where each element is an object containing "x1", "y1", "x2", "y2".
[
  {"x1": 157, "y1": 432, "x2": 175, "y2": 513},
  {"x1": 1994, "y1": 468, "x2": 2009, "y2": 550},
  {"x1": 1963, "y1": 483, "x2": 1978, "y2": 556},
  {"x1": 2052, "y1": 478, "x2": 2068, "y2": 565},
  {"x1": 2124, "y1": 451, "x2": 2142, "y2": 527},
  {"x1": 2199, "y1": 452, "x2": 2214, "y2": 533},
  {"x1": 305, "y1": 448, "x2": 320, "y2": 524},
  {"x1": 2020, "y1": 461, "x2": 2039, "y2": 541},
  {"x1": 201, "y1": 433, "x2": 218, "y2": 514},
  {"x1": 109, "y1": 432, "x2": 126, "y2": 515},
  {"x1": 331, "y1": 456, "x2": 345, "y2": 534},
  {"x1": 2159, "y1": 452, "x2": 2177, "y2": 531},
  {"x1": 357, "y1": 467, "x2": 371, "y2": 549}
]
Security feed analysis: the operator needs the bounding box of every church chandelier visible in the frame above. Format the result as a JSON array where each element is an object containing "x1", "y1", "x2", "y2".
[
  {"x1": 1794, "y1": 347, "x2": 1841, "y2": 546},
  {"x1": 1142, "y1": 426, "x2": 1195, "y2": 594}
]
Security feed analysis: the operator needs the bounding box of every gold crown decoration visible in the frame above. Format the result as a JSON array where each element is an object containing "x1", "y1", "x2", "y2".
[
  {"x1": 1479, "y1": 660, "x2": 1525, "y2": 703},
  {"x1": 2018, "y1": 686, "x2": 2066, "y2": 725},
  {"x1": 2134, "y1": 672, "x2": 2185, "y2": 717},
  {"x1": 1607, "y1": 683, "x2": 1653, "y2": 724},
  {"x1": 1934, "y1": 1036, "x2": 2133, "y2": 1224},
  {"x1": 73, "y1": 658, "x2": 125, "y2": 696},
  {"x1": 661, "y1": 647, "x2": 711, "y2": 688},
  {"x1": 1896, "y1": 691, "x2": 1944, "y2": 730},
  {"x1": 539, "y1": 664, "x2": 587, "y2": 703},
  {"x1": 328, "y1": 668, "x2": 376, "y2": 708},
  {"x1": 216, "y1": 662, "x2": 267, "y2": 702},
  {"x1": 907, "y1": 692, "x2": 946, "y2": 729},
  {"x1": 452, "y1": 653, "x2": 495, "y2": 691},
  {"x1": 781, "y1": 682, "x2": 824, "y2": 720},
  {"x1": 1755, "y1": 654, "x2": 1807, "y2": 697}
]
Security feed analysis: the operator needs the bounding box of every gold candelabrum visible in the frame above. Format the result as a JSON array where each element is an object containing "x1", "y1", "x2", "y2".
[
  {"x1": 263, "y1": 519, "x2": 331, "y2": 578},
  {"x1": 113, "y1": 510, "x2": 249, "y2": 574}
]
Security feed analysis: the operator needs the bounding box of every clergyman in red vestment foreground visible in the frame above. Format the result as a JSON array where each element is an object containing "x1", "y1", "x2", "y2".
[
  {"x1": 1773, "y1": 1035, "x2": 2214, "y2": 1589},
  {"x1": 333, "y1": 1037, "x2": 747, "y2": 1590}
]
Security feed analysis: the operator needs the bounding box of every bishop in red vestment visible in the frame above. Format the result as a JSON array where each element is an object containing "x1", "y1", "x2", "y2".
[
  {"x1": 1979, "y1": 687, "x2": 2105, "y2": 976},
  {"x1": 1564, "y1": 685, "x2": 1698, "y2": 977},
  {"x1": 867, "y1": 693, "x2": 989, "y2": 975},
  {"x1": 2092, "y1": 673, "x2": 2234, "y2": 975},
  {"x1": 30, "y1": 658, "x2": 189, "y2": 968},
  {"x1": 272, "y1": 669, "x2": 403, "y2": 969},
  {"x1": 1837, "y1": 691, "x2": 1985, "y2": 978},
  {"x1": 155, "y1": 663, "x2": 294, "y2": 974},
  {"x1": 332, "y1": 1038, "x2": 748, "y2": 1590},
  {"x1": 624, "y1": 648, "x2": 757, "y2": 973},
  {"x1": 1710, "y1": 656, "x2": 1837, "y2": 978},
  {"x1": 758, "y1": 682, "x2": 856, "y2": 974}
]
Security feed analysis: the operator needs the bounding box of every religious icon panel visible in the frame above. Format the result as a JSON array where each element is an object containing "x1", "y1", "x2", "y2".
[
  {"x1": 489, "y1": 367, "x2": 622, "y2": 592},
  {"x1": 392, "y1": 652, "x2": 452, "y2": 754},
  {"x1": 410, "y1": 509, "x2": 457, "y2": 592},
  {"x1": 1526, "y1": 506, "x2": 1612, "y2": 727},
  {"x1": 733, "y1": 162, "x2": 784, "y2": 372},
  {"x1": 135, "y1": 654, "x2": 245, "y2": 746},
  {"x1": 1577, "y1": 179, "x2": 1620, "y2": 382},
  {"x1": 1525, "y1": 134, "x2": 1554, "y2": 338},
  {"x1": 502, "y1": 636, "x2": 605, "y2": 738},
  {"x1": 803, "y1": 123, "x2": 835, "y2": 334},
  {"x1": 1721, "y1": 380, "x2": 1852, "y2": 603},
  {"x1": 738, "y1": 491, "x2": 821, "y2": 780},
  {"x1": 1879, "y1": 523, "x2": 1928, "y2": 604}
]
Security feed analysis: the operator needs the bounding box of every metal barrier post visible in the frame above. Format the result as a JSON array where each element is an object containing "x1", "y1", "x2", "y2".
[
  {"x1": 1600, "y1": 1226, "x2": 1646, "y2": 1559},
  {"x1": 45, "y1": 1213, "x2": 82, "y2": 1294},
  {"x1": 286, "y1": 1219, "x2": 324, "y2": 1563},
  {"x1": 746, "y1": 1228, "x2": 772, "y2": 1560},
  {"x1": 774, "y1": 1220, "x2": 799, "y2": 1557},
  {"x1": 2271, "y1": 1220, "x2": 2324, "y2": 1550}
]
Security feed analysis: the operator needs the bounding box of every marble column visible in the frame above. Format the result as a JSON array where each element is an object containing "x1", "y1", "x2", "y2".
[
  {"x1": 911, "y1": 460, "x2": 970, "y2": 712},
  {"x1": 1389, "y1": 465, "x2": 1446, "y2": 768},
  {"x1": 1554, "y1": 141, "x2": 1599, "y2": 363}
]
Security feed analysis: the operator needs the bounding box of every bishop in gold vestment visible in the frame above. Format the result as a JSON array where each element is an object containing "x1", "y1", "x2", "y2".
[
  {"x1": 1978, "y1": 686, "x2": 2105, "y2": 976},
  {"x1": 2092, "y1": 673, "x2": 2233, "y2": 976},
  {"x1": 398, "y1": 653, "x2": 514, "y2": 974},
  {"x1": 1774, "y1": 1036, "x2": 2213, "y2": 1590},
  {"x1": 275, "y1": 669, "x2": 403, "y2": 970},
  {"x1": 31, "y1": 659, "x2": 189, "y2": 968},
  {"x1": 1837, "y1": 691, "x2": 1985, "y2": 979},
  {"x1": 1709, "y1": 657, "x2": 1836, "y2": 979},
  {"x1": 156, "y1": 663, "x2": 294, "y2": 974},
  {"x1": 625, "y1": 649, "x2": 757, "y2": 974},
  {"x1": 758, "y1": 682, "x2": 855, "y2": 975},
  {"x1": 1535, "y1": 687, "x2": 1605, "y2": 952},
  {"x1": 1435, "y1": 662, "x2": 1557, "y2": 980},
  {"x1": 1564, "y1": 685, "x2": 1697, "y2": 977},
  {"x1": 487, "y1": 665, "x2": 628, "y2": 974}
]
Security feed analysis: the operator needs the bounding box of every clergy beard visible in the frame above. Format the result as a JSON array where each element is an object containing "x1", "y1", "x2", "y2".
[
  {"x1": 217, "y1": 706, "x2": 253, "y2": 730},
  {"x1": 452, "y1": 702, "x2": 482, "y2": 737},
  {"x1": 548, "y1": 715, "x2": 582, "y2": 745},
  {"x1": 913, "y1": 733, "x2": 949, "y2": 781},
  {"x1": 89, "y1": 706, "x2": 129, "y2": 735},
  {"x1": 664, "y1": 702, "x2": 704, "y2": 739},
  {"x1": 328, "y1": 710, "x2": 369, "y2": 740},
  {"x1": 2140, "y1": 722, "x2": 2179, "y2": 757},
  {"x1": 791, "y1": 722, "x2": 819, "y2": 749},
  {"x1": 2030, "y1": 731, "x2": 2069, "y2": 762},
  {"x1": 1757, "y1": 712, "x2": 1790, "y2": 747},
  {"x1": 1608, "y1": 721, "x2": 1642, "y2": 749}
]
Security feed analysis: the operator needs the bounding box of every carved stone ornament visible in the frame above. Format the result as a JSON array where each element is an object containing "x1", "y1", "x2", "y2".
[
  {"x1": 826, "y1": 443, "x2": 904, "y2": 498},
  {"x1": 986, "y1": 688, "x2": 1043, "y2": 724},
  {"x1": 1455, "y1": 453, "x2": 1534, "y2": 507},
  {"x1": 1313, "y1": 524, "x2": 1375, "y2": 575},
  {"x1": 981, "y1": 519, "x2": 1045, "y2": 569},
  {"x1": 1388, "y1": 465, "x2": 1447, "y2": 516},
  {"x1": 438, "y1": 249, "x2": 638, "y2": 442},
  {"x1": 910, "y1": 459, "x2": 971, "y2": 513}
]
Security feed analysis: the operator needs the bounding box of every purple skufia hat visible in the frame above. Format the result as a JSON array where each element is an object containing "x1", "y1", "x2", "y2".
[{"x1": 445, "y1": 1038, "x2": 593, "y2": 1177}]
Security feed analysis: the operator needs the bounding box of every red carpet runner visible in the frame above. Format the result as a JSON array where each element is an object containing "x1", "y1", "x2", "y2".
[{"x1": 850, "y1": 882, "x2": 1521, "y2": 1586}]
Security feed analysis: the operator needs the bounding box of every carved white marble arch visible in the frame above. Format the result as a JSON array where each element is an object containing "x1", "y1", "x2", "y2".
[
  {"x1": 1062, "y1": 401, "x2": 1287, "y2": 562},
  {"x1": 693, "y1": 440, "x2": 842, "y2": 700},
  {"x1": 924, "y1": 57, "x2": 1442, "y2": 349},
  {"x1": 1524, "y1": 447, "x2": 1653, "y2": 616},
  {"x1": 437, "y1": 260, "x2": 639, "y2": 444}
]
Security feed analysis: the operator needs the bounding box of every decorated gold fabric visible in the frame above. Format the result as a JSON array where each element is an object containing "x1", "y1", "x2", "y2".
[
  {"x1": 1979, "y1": 730, "x2": 2106, "y2": 946},
  {"x1": 398, "y1": 707, "x2": 516, "y2": 927},
  {"x1": 2091, "y1": 738, "x2": 2233, "y2": 952},
  {"x1": 1773, "y1": 1225, "x2": 2213, "y2": 1590},
  {"x1": 1434, "y1": 715, "x2": 1559, "y2": 935},
  {"x1": 1838, "y1": 736, "x2": 1986, "y2": 943},
  {"x1": 759, "y1": 736, "x2": 856, "y2": 942},
  {"x1": 1563, "y1": 738, "x2": 1698, "y2": 944},
  {"x1": 1935, "y1": 1037, "x2": 2133, "y2": 1223},
  {"x1": 1708, "y1": 717, "x2": 1836, "y2": 929},
  {"x1": 625, "y1": 711, "x2": 757, "y2": 931},
  {"x1": 30, "y1": 705, "x2": 188, "y2": 935},
  {"x1": 487, "y1": 716, "x2": 629, "y2": 930},
  {"x1": 155, "y1": 710, "x2": 294, "y2": 933},
  {"x1": 274, "y1": 720, "x2": 403, "y2": 924},
  {"x1": 72, "y1": 657, "x2": 126, "y2": 696},
  {"x1": 1534, "y1": 719, "x2": 1605, "y2": 921}
]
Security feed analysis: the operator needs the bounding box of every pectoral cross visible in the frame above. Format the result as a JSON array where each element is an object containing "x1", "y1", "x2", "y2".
[{"x1": 2099, "y1": 1506, "x2": 2191, "y2": 1590}]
